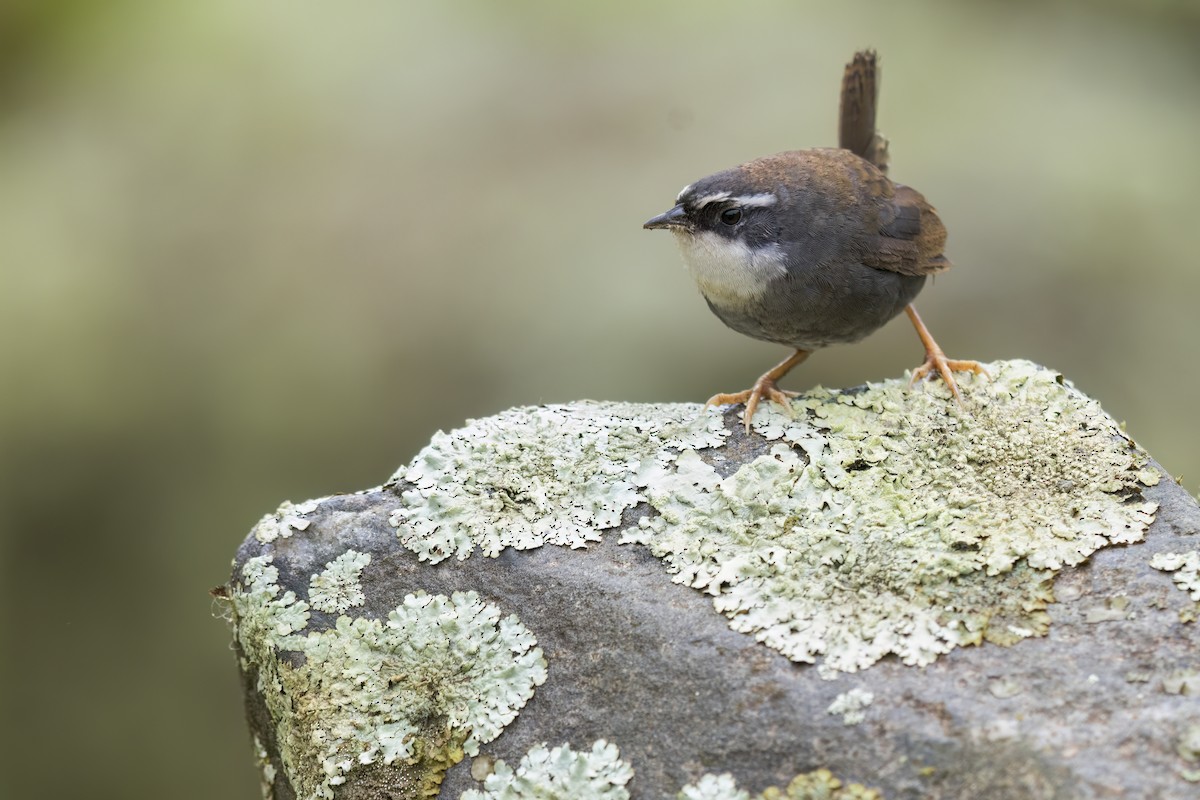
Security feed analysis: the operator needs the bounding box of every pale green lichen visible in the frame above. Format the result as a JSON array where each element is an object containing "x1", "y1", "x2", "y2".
[
  {"x1": 252, "y1": 498, "x2": 326, "y2": 544},
  {"x1": 460, "y1": 740, "x2": 633, "y2": 800},
  {"x1": 230, "y1": 558, "x2": 547, "y2": 800},
  {"x1": 235, "y1": 556, "x2": 312, "y2": 681},
  {"x1": 308, "y1": 549, "x2": 370, "y2": 614},
  {"x1": 623, "y1": 360, "x2": 1159, "y2": 675},
  {"x1": 827, "y1": 688, "x2": 874, "y2": 725},
  {"x1": 1084, "y1": 594, "x2": 1132, "y2": 624},
  {"x1": 987, "y1": 677, "x2": 1024, "y2": 698},
  {"x1": 1179, "y1": 723, "x2": 1200, "y2": 761},
  {"x1": 1162, "y1": 669, "x2": 1200, "y2": 696},
  {"x1": 388, "y1": 360, "x2": 1159, "y2": 677},
  {"x1": 678, "y1": 773, "x2": 750, "y2": 800},
  {"x1": 253, "y1": 735, "x2": 277, "y2": 800},
  {"x1": 1150, "y1": 551, "x2": 1200, "y2": 601},
  {"x1": 390, "y1": 402, "x2": 728, "y2": 562},
  {"x1": 678, "y1": 769, "x2": 882, "y2": 800}
]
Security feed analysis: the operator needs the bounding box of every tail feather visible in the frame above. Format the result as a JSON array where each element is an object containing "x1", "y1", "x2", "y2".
[{"x1": 839, "y1": 50, "x2": 890, "y2": 174}]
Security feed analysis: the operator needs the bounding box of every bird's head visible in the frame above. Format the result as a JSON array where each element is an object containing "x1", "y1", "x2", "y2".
[{"x1": 644, "y1": 162, "x2": 791, "y2": 305}]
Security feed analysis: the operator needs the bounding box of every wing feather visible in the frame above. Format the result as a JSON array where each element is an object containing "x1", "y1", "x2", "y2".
[{"x1": 863, "y1": 184, "x2": 950, "y2": 277}]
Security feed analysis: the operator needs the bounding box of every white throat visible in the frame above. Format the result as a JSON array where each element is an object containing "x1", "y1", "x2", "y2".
[{"x1": 673, "y1": 230, "x2": 786, "y2": 306}]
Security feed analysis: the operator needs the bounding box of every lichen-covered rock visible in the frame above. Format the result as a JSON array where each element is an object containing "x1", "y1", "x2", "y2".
[
  {"x1": 390, "y1": 402, "x2": 727, "y2": 563},
  {"x1": 1152, "y1": 550, "x2": 1200, "y2": 601},
  {"x1": 227, "y1": 557, "x2": 546, "y2": 799},
  {"x1": 459, "y1": 740, "x2": 633, "y2": 800},
  {"x1": 222, "y1": 361, "x2": 1200, "y2": 800},
  {"x1": 393, "y1": 361, "x2": 1159, "y2": 676}
]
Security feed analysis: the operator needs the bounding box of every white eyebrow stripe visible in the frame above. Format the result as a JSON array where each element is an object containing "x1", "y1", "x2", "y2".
[
  {"x1": 688, "y1": 191, "x2": 778, "y2": 210},
  {"x1": 675, "y1": 183, "x2": 693, "y2": 202},
  {"x1": 731, "y1": 192, "x2": 777, "y2": 207},
  {"x1": 691, "y1": 191, "x2": 731, "y2": 208}
]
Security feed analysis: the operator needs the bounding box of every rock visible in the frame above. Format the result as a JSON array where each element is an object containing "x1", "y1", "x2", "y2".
[{"x1": 219, "y1": 360, "x2": 1200, "y2": 800}]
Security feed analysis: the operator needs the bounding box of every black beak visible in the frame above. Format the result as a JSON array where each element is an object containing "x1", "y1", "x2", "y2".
[{"x1": 643, "y1": 204, "x2": 688, "y2": 230}]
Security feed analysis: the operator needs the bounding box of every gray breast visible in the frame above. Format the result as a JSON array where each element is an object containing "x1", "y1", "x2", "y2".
[{"x1": 704, "y1": 264, "x2": 926, "y2": 351}]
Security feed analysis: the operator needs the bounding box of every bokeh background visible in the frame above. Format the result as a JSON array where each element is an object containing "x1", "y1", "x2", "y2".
[{"x1": 2, "y1": 1, "x2": 1196, "y2": 797}]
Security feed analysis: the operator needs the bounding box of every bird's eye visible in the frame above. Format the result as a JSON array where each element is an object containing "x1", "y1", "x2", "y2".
[{"x1": 719, "y1": 207, "x2": 743, "y2": 226}]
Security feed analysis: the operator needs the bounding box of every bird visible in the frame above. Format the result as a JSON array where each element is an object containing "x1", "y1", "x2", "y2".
[{"x1": 644, "y1": 50, "x2": 986, "y2": 432}]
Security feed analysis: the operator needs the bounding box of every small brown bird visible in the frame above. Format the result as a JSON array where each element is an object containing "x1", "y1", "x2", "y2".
[{"x1": 644, "y1": 51, "x2": 985, "y2": 431}]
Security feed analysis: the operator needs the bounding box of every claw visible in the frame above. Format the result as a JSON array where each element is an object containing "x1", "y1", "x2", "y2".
[
  {"x1": 910, "y1": 353, "x2": 990, "y2": 402},
  {"x1": 904, "y1": 305, "x2": 989, "y2": 404},
  {"x1": 706, "y1": 349, "x2": 809, "y2": 433},
  {"x1": 707, "y1": 381, "x2": 799, "y2": 433}
]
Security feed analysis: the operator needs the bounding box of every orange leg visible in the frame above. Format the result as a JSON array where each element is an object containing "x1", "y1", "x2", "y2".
[
  {"x1": 706, "y1": 349, "x2": 811, "y2": 433},
  {"x1": 904, "y1": 305, "x2": 989, "y2": 403}
]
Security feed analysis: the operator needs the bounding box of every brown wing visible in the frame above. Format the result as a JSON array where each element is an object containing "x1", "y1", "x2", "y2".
[
  {"x1": 839, "y1": 50, "x2": 889, "y2": 174},
  {"x1": 863, "y1": 183, "x2": 950, "y2": 276}
]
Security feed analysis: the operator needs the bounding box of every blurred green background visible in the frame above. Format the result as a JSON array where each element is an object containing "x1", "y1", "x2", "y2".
[{"x1": 2, "y1": 1, "x2": 1196, "y2": 797}]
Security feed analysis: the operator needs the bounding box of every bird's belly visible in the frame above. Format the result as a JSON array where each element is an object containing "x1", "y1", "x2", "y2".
[{"x1": 703, "y1": 267, "x2": 926, "y2": 351}]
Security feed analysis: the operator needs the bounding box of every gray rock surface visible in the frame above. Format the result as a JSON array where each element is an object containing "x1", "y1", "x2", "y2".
[{"x1": 223, "y1": 361, "x2": 1200, "y2": 800}]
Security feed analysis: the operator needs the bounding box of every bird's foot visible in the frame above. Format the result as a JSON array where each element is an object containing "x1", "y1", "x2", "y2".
[
  {"x1": 903, "y1": 305, "x2": 988, "y2": 404},
  {"x1": 909, "y1": 349, "x2": 990, "y2": 403},
  {"x1": 704, "y1": 349, "x2": 811, "y2": 434},
  {"x1": 706, "y1": 377, "x2": 798, "y2": 434}
]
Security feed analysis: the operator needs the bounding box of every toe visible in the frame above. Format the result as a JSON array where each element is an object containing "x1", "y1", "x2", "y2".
[
  {"x1": 945, "y1": 359, "x2": 991, "y2": 379},
  {"x1": 909, "y1": 363, "x2": 934, "y2": 386},
  {"x1": 742, "y1": 386, "x2": 765, "y2": 433},
  {"x1": 706, "y1": 390, "x2": 752, "y2": 408},
  {"x1": 765, "y1": 387, "x2": 797, "y2": 417},
  {"x1": 910, "y1": 353, "x2": 989, "y2": 403},
  {"x1": 936, "y1": 362, "x2": 964, "y2": 402}
]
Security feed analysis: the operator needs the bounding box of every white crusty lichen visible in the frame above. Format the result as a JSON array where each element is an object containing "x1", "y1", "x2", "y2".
[
  {"x1": 678, "y1": 773, "x2": 750, "y2": 800},
  {"x1": 235, "y1": 556, "x2": 312, "y2": 680},
  {"x1": 307, "y1": 549, "x2": 371, "y2": 613},
  {"x1": 460, "y1": 740, "x2": 634, "y2": 800},
  {"x1": 622, "y1": 360, "x2": 1159, "y2": 675},
  {"x1": 678, "y1": 769, "x2": 881, "y2": 799},
  {"x1": 251, "y1": 498, "x2": 325, "y2": 544},
  {"x1": 253, "y1": 735, "x2": 277, "y2": 800},
  {"x1": 827, "y1": 688, "x2": 875, "y2": 725},
  {"x1": 390, "y1": 402, "x2": 727, "y2": 562},
  {"x1": 230, "y1": 557, "x2": 547, "y2": 800},
  {"x1": 1149, "y1": 551, "x2": 1200, "y2": 601}
]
